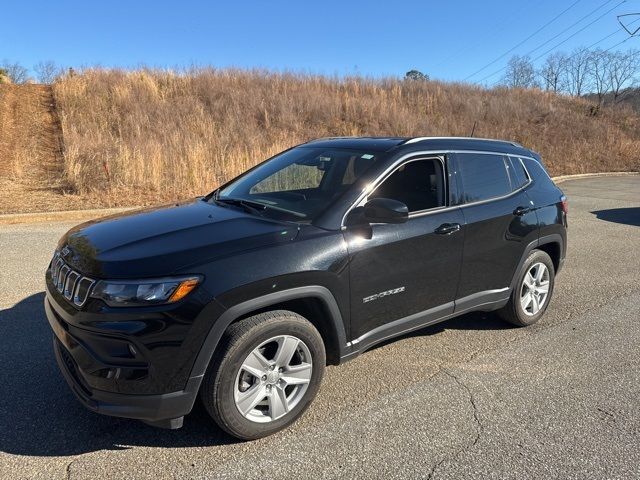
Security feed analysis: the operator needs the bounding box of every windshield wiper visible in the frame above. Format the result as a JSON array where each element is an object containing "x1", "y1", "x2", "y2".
[{"x1": 214, "y1": 197, "x2": 268, "y2": 216}]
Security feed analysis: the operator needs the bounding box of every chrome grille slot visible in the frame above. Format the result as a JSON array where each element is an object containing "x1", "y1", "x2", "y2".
[
  {"x1": 74, "y1": 277, "x2": 95, "y2": 307},
  {"x1": 64, "y1": 271, "x2": 80, "y2": 300},
  {"x1": 52, "y1": 257, "x2": 64, "y2": 285},
  {"x1": 57, "y1": 265, "x2": 70, "y2": 291},
  {"x1": 48, "y1": 252, "x2": 95, "y2": 308}
]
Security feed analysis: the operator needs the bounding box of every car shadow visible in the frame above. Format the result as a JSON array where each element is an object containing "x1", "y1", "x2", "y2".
[
  {"x1": 370, "y1": 309, "x2": 517, "y2": 352},
  {"x1": 0, "y1": 292, "x2": 239, "y2": 457},
  {"x1": 591, "y1": 207, "x2": 640, "y2": 227},
  {"x1": 1, "y1": 293, "x2": 514, "y2": 457}
]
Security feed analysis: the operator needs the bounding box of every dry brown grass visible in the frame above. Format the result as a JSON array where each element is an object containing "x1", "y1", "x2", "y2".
[
  {"x1": 0, "y1": 84, "x2": 84, "y2": 213},
  {"x1": 44, "y1": 68, "x2": 640, "y2": 206}
]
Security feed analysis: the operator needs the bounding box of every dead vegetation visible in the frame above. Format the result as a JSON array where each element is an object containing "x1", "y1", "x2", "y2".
[
  {"x1": 2, "y1": 68, "x2": 639, "y2": 212},
  {"x1": 0, "y1": 84, "x2": 84, "y2": 213}
]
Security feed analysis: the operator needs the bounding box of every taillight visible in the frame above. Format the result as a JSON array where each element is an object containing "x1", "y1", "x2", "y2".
[{"x1": 560, "y1": 196, "x2": 568, "y2": 215}]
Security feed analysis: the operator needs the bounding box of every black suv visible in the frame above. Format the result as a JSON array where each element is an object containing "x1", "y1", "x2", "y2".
[{"x1": 45, "y1": 137, "x2": 567, "y2": 439}]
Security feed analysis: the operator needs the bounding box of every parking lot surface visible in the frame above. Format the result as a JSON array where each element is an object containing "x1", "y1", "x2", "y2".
[{"x1": 0, "y1": 175, "x2": 638, "y2": 479}]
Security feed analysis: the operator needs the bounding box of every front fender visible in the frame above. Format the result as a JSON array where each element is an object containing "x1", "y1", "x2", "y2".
[{"x1": 187, "y1": 285, "x2": 348, "y2": 383}]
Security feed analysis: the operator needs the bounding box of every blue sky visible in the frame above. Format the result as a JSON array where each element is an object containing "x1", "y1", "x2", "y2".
[{"x1": 1, "y1": 0, "x2": 638, "y2": 84}]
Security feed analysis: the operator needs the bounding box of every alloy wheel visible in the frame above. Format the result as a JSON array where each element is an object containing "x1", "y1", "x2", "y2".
[
  {"x1": 234, "y1": 335, "x2": 313, "y2": 423},
  {"x1": 520, "y1": 262, "x2": 550, "y2": 316}
]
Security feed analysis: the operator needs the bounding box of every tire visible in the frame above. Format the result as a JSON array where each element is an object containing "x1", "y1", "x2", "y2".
[
  {"x1": 199, "y1": 310, "x2": 326, "y2": 440},
  {"x1": 497, "y1": 249, "x2": 555, "y2": 327}
]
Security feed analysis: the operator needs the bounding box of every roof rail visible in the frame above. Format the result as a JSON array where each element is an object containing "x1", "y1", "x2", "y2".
[{"x1": 403, "y1": 136, "x2": 522, "y2": 148}]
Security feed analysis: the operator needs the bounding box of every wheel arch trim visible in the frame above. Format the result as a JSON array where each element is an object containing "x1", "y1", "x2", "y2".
[
  {"x1": 510, "y1": 233, "x2": 564, "y2": 290},
  {"x1": 188, "y1": 286, "x2": 347, "y2": 381}
]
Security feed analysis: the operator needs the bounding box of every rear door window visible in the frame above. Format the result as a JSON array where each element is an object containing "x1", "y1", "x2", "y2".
[{"x1": 456, "y1": 153, "x2": 512, "y2": 203}]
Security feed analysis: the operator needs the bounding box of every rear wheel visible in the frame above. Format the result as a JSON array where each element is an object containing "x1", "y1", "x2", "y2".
[
  {"x1": 200, "y1": 310, "x2": 325, "y2": 440},
  {"x1": 498, "y1": 249, "x2": 555, "y2": 326}
]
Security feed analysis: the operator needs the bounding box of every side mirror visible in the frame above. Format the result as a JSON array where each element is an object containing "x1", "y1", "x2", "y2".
[{"x1": 363, "y1": 198, "x2": 408, "y2": 224}]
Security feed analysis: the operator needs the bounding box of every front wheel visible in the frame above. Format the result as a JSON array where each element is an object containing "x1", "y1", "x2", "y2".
[
  {"x1": 200, "y1": 310, "x2": 325, "y2": 440},
  {"x1": 498, "y1": 249, "x2": 555, "y2": 327}
]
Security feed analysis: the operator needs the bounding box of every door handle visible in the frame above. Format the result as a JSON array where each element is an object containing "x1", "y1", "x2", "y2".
[
  {"x1": 513, "y1": 206, "x2": 531, "y2": 216},
  {"x1": 435, "y1": 223, "x2": 461, "y2": 235}
]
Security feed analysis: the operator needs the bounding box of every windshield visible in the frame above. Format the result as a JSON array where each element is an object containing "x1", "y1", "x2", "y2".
[{"x1": 214, "y1": 146, "x2": 382, "y2": 222}]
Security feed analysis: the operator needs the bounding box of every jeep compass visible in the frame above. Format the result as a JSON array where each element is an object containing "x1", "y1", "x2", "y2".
[{"x1": 45, "y1": 137, "x2": 567, "y2": 439}]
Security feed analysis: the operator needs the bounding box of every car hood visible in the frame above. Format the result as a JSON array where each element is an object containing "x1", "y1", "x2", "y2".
[{"x1": 57, "y1": 199, "x2": 299, "y2": 278}]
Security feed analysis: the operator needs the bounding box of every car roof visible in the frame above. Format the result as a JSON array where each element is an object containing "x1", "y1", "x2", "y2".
[
  {"x1": 302, "y1": 136, "x2": 534, "y2": 157},
  {"x1": 302, "y1": 137, "x2": 407, "y2": 152}
]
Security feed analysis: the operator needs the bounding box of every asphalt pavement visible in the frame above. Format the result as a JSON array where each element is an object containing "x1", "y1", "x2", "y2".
[{"x1": 0, "y1": 175, "x2": 638, "y2": 479}]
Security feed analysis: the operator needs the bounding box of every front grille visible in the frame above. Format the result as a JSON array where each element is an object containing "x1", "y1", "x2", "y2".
[{"x1": 50, "y1": 252, "x2": 95, "y2": 307}]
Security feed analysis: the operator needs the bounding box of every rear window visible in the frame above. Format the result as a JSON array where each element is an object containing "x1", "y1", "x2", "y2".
[{"x1": 456, "y1": 153, "x2": 512, "y2": 203}]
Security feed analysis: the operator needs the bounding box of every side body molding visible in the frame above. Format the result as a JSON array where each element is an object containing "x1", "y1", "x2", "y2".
[
  {"x1": 188, "y1": 286, "x2": 348, "y2": 381},
  {"x1": 183, "y1": 234, "x2": 564, "y2": 411}
]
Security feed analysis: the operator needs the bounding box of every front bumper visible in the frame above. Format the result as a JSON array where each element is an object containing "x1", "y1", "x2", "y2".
[{"x1": 46, "y1": 295, "x2": 200, "y2": 427}]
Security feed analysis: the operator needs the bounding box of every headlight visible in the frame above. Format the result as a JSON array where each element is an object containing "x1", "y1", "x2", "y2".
[{"x1": 90, "y1": 276, "x2": 201, "y2": 307}]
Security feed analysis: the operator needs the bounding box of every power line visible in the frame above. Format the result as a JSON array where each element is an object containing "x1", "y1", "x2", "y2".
[
  {"x1": 481, "y1": 0, "x2": 625, "y2": 84},
  {"x1": 480, "y1": 0, "x2": 627, "y2": 84},
  {"x1": 510, "y1": 0, "x2": 620, "y2": 61},
  {"x1": 431, "y1": 3, "x2": 532, "y2": 70},
  {"x1": 489, "y1": 15, "x2": 639, "y2": 87},
  {"x1": 530, "y1": 0, "x2": 628, "y2": 62},
  {"x1": 584, "y1": 15, "x2": 639, "y2": 50},
  {"x1": 600, "y1": 20, "x2": 639, "y2": 53},
  {"x1": 603, "y1": 35, "x2": 633, "y2": 52},
  {"x1": 463, "y1": 0, "x2": 584, "y2": 80},
  {"x1": 585, "y1": 24, "x2": 629, "y2": 49}
]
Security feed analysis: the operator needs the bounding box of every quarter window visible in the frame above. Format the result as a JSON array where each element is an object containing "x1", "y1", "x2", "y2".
[
  {"x1": 507, "y1": 157, "x2": 529, "y2": 190},
  {"x1": 456, "y1": 153, "x2": 511, "y2": 203},
  {"x1": 369, "y1": 158, "x2": 445, "y2": 213}
]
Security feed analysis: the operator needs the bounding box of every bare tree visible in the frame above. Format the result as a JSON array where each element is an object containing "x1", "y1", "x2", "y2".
[
  {"x1": 501, "y1": 55, "x2": 537, "y2": 88},
  {"x1": 34, "y1": 60, "x2": 62, "y2": 84},
  {"x1": 564, "y1": 47, "x2": 591, "y2": 97},
  {"x1": 539, "y1": 52, "x2": 568, "y2": 93},
  {"x1": 0, "y1": 60, "x2": 29, "y2": 84},
  {"x1": 588, "y1": 49, "x2": 612, "y2": 105},
  {"x1": 608, "y1": 49, "x2": 640, "y2": 102}
]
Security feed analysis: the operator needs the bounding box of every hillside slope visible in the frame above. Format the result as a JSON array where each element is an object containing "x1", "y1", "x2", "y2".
[
  {"x1": 0, "y1": 84, "x2": 84, "y2": 213},
  {"x1": 586, "y1": 88, "x2": 640, "y2": 114},
  {"x1": 2, "y1": 69, "x2": 639, "y2": 213}
]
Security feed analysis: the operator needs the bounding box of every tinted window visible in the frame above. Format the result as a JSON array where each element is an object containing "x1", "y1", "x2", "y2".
[
  {"x1": 218, "y1": 147, "x2": 379, "y2": 221},
  {"x1": 507, "y1": 157, "x2": 529, "y2": 190},
  {"x1": 457, "y1": 153, "x2": 511, "y2": 203},
  {"x1": 370, "y1": 159, "x2": 445, "y2": 212},
  {"x1": 251, "y1": 163, "x2": 325, "y2": 193},
  {"x1": 521, "y1": 156, "x2": 551, "y2": 182},
  {"x1": 341, "y1": 154, "x2": 376, "y2": 185}
]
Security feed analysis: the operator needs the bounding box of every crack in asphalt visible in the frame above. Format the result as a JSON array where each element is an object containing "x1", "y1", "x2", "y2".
[
  {"x1": 422, "y1": 290, "x2": 636, "y2": 480},
  {"x1": 426, "y1": 369, "x2": 483, "y2": 480},
  {"x1": 2, "y1": 179, "x2": 637, "y2": 479},
  {"x1": 65, "y1": 458, "x2": 77, "y2": 480},
  {"x1": 446, "y1": 370, "x2": 483, "y2": 449}
]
